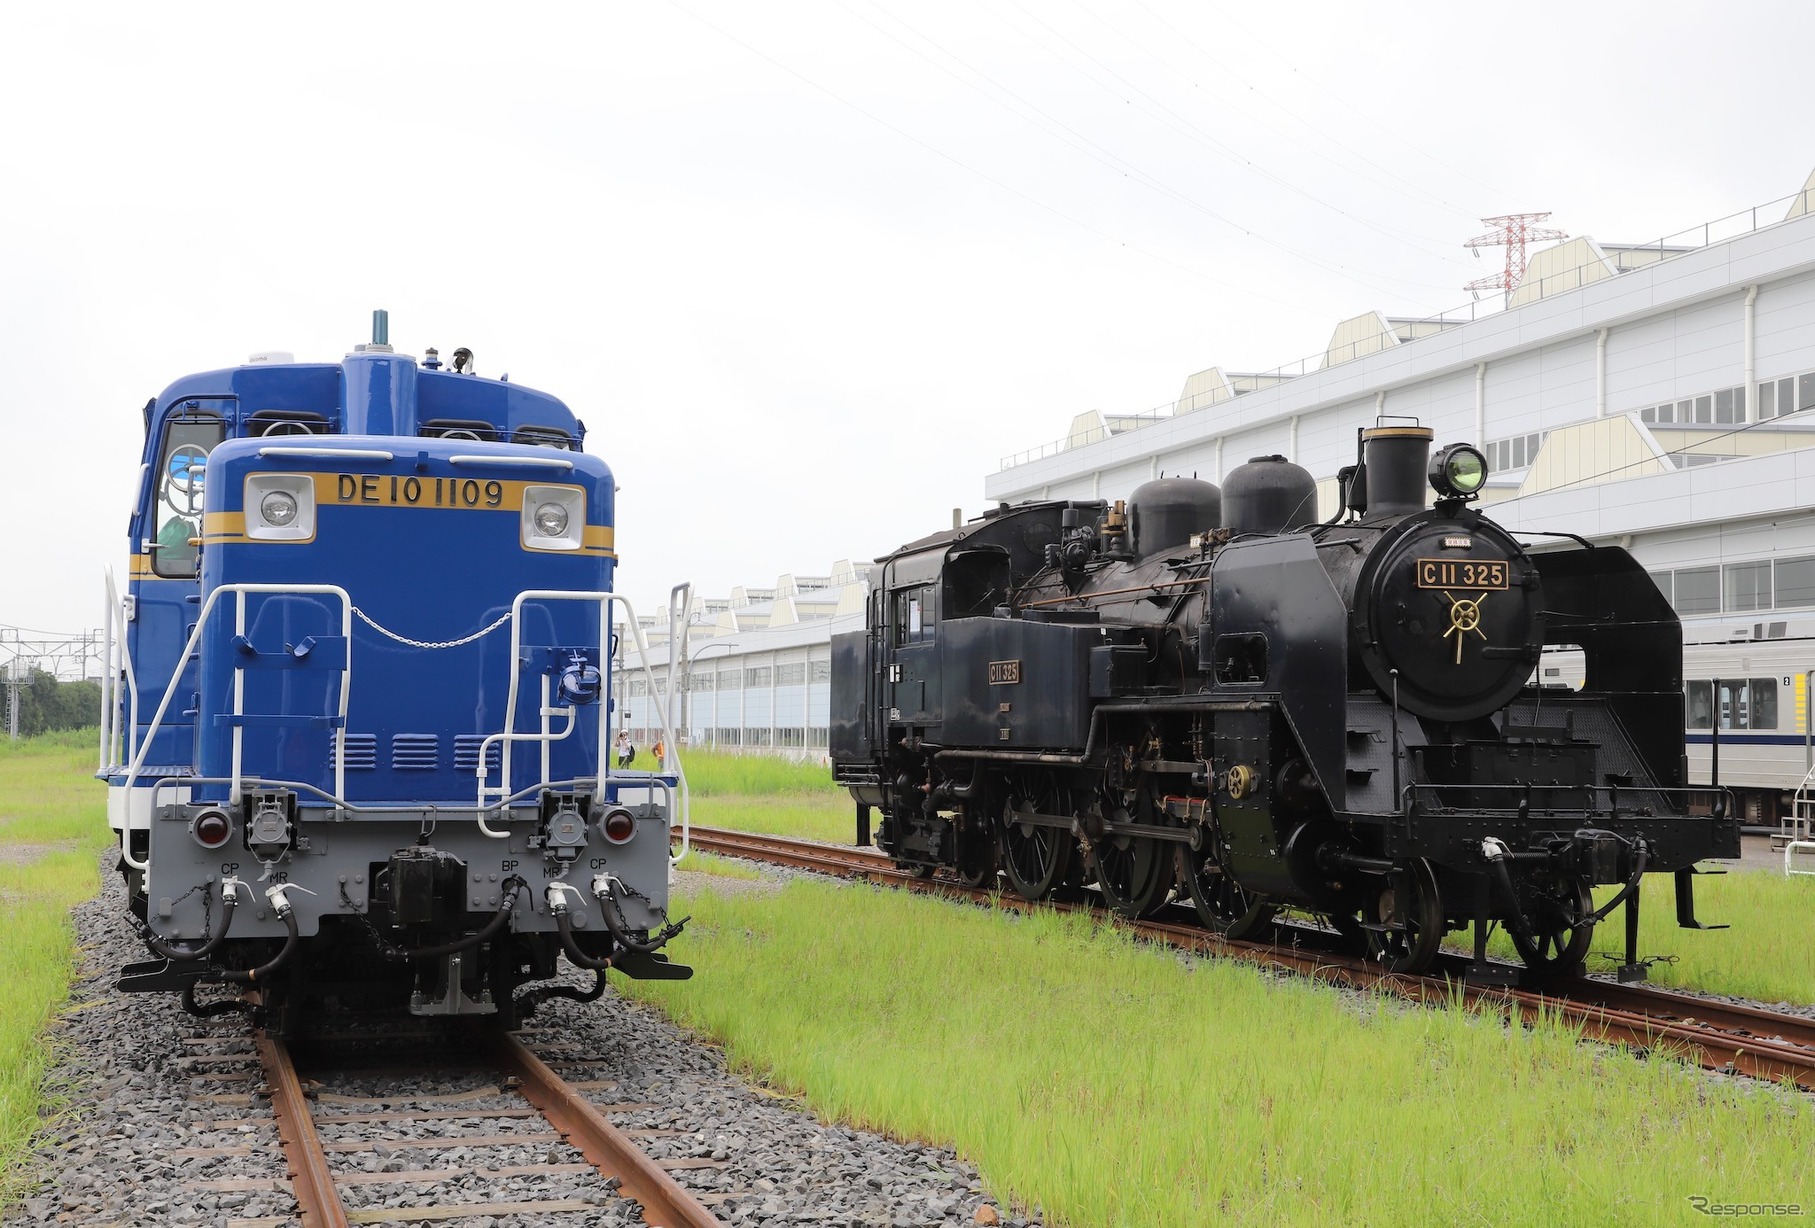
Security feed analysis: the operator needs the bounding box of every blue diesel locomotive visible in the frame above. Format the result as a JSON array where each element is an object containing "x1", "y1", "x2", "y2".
[{"x1": 99, "y1": 314, "x2": 690, "y2": 1030}]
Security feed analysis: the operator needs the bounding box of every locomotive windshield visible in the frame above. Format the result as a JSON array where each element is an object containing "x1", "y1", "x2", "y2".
[{"x1": 151, "y1": 413, "x2": 224, "y2": 578}]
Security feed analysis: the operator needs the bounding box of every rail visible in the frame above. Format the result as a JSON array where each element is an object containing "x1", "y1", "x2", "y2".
[
  {"x1": 1000, "y1": 186, "x2": 1815, "y2": 471},
  {"x1": 253, "y1": 1023, "x2": 725, "y2": 1227},
  {"x1": 688, "y1": 825, "x2": 1815, "y2": 1089}
]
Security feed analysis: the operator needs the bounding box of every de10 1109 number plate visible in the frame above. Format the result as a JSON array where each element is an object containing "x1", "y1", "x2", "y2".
[{"x1": 1415, "y1": 558, "x2": 1508, "y2": 589}]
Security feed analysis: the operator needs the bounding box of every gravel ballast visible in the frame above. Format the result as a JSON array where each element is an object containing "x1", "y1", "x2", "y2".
[{"x1": 5, "y1": 857, "x2": 1039, "y2": 1227}]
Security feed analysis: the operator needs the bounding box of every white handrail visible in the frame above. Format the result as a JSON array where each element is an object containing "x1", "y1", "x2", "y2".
[
  {"x1": 99, "y1": 569, "x2": 115, "y2": 773},
  {"x1": 119, "y1": 583, "x2": 352, "y2": 871},
  {"x1": 480, "y1": 590, "x2": 690, "y2": 860},
  {"x1": 1788, "y1": 840, "x2": 1815, "y2": 876},
  {"x1": 99, "y1": 567, "x2": 142, "y2": 775},
  {"x1": 258, "y1": 447, "x2": 394, "y2": 461},
  {"x1": 448, "y1": 454, "x2": 574, "y2": 470}
]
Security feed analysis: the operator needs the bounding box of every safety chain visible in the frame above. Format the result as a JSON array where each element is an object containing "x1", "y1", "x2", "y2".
[
  {"x1": 352, "y1": 606, "x2": 513, "y2": 650},
  {"x1": 137, "y1": 880, "x2": 212, "y2": 945}
]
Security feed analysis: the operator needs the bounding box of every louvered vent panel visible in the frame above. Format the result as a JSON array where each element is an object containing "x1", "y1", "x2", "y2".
[
  {"x1": 453, "y1": 735, "x2": 503, "y2": 774},
  {"x1": 391, "y1": 733, "x2": 440, "y2": 771},
  {"x1": 331, "y1": 734, "x2": 377, "y2": 771}
]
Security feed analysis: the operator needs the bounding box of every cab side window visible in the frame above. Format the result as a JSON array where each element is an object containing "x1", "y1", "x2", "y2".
[
  {"x1": 893, "y1": 585, "x2": 935, "y2": 646},
  {"x1": 151, "y1": 414, "x2": 225, "y2": 579}
]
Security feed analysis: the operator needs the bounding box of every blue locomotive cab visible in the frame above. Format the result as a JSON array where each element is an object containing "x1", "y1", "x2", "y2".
[{"x1": 100, "y1": 319, "x2": 691, "y2": 1030}]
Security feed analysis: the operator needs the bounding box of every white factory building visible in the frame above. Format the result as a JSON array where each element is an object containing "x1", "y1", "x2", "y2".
[
  {"x1": 989, "y1": 171, "x2": 1815, "y2": 649},
  {"x1": 611, "y1": 565, "x2": 867, "y2": 758},
  {"x1": 631, "y1": 169, "x2": 1815, "y2": 765}
]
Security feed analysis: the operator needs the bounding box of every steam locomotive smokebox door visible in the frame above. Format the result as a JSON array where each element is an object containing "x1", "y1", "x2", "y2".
[{"x1": 941, "y1": 617, "x2": 1095, "y2": 748}]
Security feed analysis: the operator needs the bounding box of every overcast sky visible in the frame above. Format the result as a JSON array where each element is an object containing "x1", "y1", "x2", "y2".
[{"x1": 4, "y1": 1, "x2": 1811, "y2": 640}]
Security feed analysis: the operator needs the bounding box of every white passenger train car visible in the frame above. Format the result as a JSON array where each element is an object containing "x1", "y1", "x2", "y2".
[{"x1": 1542, "y1": 618, "x2": 1815, "y2": 830}]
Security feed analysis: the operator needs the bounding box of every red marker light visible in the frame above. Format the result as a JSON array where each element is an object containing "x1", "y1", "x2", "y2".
[
  {"x1": 601, "y1": 807, "x2": 636, "y2": 845},
  {"x1": 192, "y1": 809, "x2": 233, "y2": 849}
]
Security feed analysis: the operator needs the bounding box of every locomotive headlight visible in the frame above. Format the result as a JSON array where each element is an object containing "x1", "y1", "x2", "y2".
[
  {"x1": 533, "y1": 502, "x2": 569, "y2": 536},
  {"x1": 520, "y1": 485, "x2": 585, "y2": 551},
  {"x1": 261, "y1": 490, "x2": 298, "y2": 526},
  {"x1": 245, "y1": 473, "x2": 316, "y2": 541},
  {"x1": 1429, "y1": 444, "x2": 1488, "y2": 499}
]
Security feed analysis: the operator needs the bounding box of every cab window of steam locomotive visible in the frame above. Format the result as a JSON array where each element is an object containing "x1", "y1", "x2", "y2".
[
  {"x1": 894, "y1": 586, "x2": 934, "y2": 646},
  {"x1": 151, "y1": 416, "x2": 224, "y2": 579}
]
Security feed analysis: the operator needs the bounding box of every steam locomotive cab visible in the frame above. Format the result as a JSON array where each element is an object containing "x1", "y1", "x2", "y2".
[{"x1": 832, "y1": 421, "x2": 1741, "y2": 980}]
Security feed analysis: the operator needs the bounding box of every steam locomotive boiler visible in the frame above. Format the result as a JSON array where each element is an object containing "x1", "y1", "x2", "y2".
[{"x1": 831, "y1": 422, "x2": 1740, "y2": 978}]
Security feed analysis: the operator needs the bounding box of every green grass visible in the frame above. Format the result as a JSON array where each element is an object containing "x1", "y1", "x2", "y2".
[
  {"x1": 679, "y1": 850, "x2": 768, "y2": 881},
  {"x1": 631, "y1": 878, "x2": 1815, "y2": 1227},
  {"x1": 1446, "y1": 871, "x2": 1815, "y2": 1005},
  {"x1": 0, "y1": 730, "x2": 110, "y2": 1205},
  {"x1": 676, "y1": 749, "x2": 855, "y2": 845}
]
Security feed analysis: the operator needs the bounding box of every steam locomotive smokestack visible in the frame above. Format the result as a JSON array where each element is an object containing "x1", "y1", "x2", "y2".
[{"x1": 1358, "y1": 424, "x2": 1434, "y2": 518}]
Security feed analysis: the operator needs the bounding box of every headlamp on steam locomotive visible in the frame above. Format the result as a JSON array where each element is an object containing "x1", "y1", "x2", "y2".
[{"x1": 1428, "y1": 444, "x2": 1488, "y2": 500}]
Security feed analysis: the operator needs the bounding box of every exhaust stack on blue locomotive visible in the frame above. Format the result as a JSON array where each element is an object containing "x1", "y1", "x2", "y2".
[
  {"x1": 832, "y1": 419, "x2": 1740, "y2": 980},
  {"x1": 100, "y1": 315, "x2": 692, "y2": 1031}
]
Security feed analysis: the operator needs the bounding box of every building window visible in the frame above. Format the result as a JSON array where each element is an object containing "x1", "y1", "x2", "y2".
[
  {"x1": 1484, "y1": 431, "x2": 1545, "y2": 473},
  {"x1": 777, "y1": 662, "x2": 806, "y2": 686},
  {"x1": 1672, "y1": 567, "x2": 1720, "y2": 615},
  {"x1": 809, "y1": 660, "x2": 831, "y2": 684},
  {"x1": 1723, "y1": 562, "x2": 1771, "y2": 612},
  {"x1": 1776, "y1": 557, "x2": 1815, "y2": 607},
  {"x1": 1649, "y1": 571, "x2": 1673, "y2": 605},
  {"x1": 744, "y1": 666, "x2": 772, "y2": 688},
  {"x1": 691, "y1": 670, "x2": 715, "y2": 693}
]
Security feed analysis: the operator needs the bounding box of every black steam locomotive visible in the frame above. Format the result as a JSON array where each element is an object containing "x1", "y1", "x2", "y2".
[{"x1": 831, "y1": 422, "x2": 1740, "y2": 978}]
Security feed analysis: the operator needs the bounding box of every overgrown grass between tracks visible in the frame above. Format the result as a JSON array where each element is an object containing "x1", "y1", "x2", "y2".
[
  {"x1": 676, "y1": 749, "x2": 851, "y2": 845},
  {"x1": 0, "y1": 730, "x2": 110, "y2": 1204},
  {"x1": 1445, "y1": 871, "x2": 1815, "y2": 1004},
  {"x1": 628, "y1": 876, "x2": 1815, "y2": 1228}
]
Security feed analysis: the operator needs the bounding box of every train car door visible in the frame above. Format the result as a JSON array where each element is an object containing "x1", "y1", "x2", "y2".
[{"x1": 889, "y1": 582, "x2": 940, "y2": 726}]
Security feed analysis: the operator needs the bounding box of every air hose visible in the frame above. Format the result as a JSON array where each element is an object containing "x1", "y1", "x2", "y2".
[
  {"x1": 1484, "y1": 837, "x2": 1649, "y2": 967},
  {"x1": 376, "y1": 877, "x2": 526, "y2": 960},
  {"x1": 592, "y1": 873, "x2": 688, "y2": 956},
  {"x1": 137, "y1": 879, "x2": 241, "y2": 962}
]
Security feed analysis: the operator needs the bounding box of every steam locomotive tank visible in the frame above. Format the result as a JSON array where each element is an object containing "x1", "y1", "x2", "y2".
[{"x1": 833, "y1": 422, "x2": 1741, "y2": 981}]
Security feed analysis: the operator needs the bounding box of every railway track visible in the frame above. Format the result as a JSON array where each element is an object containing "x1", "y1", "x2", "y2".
[
  {"x1": 216, "y1": 1022, "x2": 726, "y2": 1227},
  {"x1": 688, "y1": 825, "x2": 1815, "y2": 1091}
]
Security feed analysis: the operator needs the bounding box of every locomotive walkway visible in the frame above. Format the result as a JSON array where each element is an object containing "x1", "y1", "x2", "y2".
[{"x1": 690, "y1": 826, "x2": 1815, "y2": 1092}]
